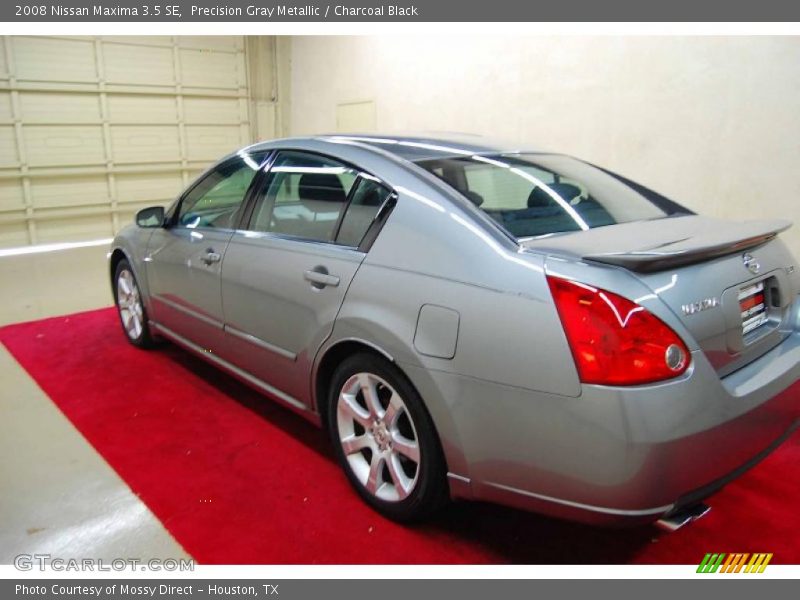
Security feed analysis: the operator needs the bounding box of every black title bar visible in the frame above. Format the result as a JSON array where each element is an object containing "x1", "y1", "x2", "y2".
[{"x1": 5, "y1": 0, "x2": 800, "y2": 22}]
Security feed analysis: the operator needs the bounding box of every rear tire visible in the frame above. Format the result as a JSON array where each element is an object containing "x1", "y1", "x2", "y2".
[
  {"x1": 113, "y1": 258, "x2": 156, "y2": 348},
  {"x1": 327, "y1": 352, "x2": 449, "y2": 522}
]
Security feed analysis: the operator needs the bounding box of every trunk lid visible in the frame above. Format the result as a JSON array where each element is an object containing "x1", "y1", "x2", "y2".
[{"x1": 522, "y1": 216, "x2": 799, "y2": 375}]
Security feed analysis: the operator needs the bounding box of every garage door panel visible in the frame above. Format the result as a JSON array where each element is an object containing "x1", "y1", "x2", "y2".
[
  {"x1": 0, "y1": 126, "x2": 20, "y2": 167},
  {"x1": 13, "y1": 38, "x2": 97, "y2": 83},
  {"x1": 106, "y1": 95, "x2": 177, "y2": 124},
  {"x1": 102, "y1": 36, "x2": 174, "y2": 48},
  {"x1": 0, "y1": 42, "x2": 8, "y2": 80},
  {"x1": 117, "y1": 208, "x2": 139, "y2": 227},
  {"x1": 180, "y1": 49, "x2": 242, "y2": 89},
  {"x1": 35, "y1": 213, "x2": 113, "y2": 243},
  {"x1": 0, "y1": 92, "x2": 12, "y2": 121},
  {"x1": 30, "y1": 175, "x2": 108, "y2": 209},
  {"x1": 185, "y1": 125, "x2": 244, "y2": 161},
  {"x1": 179, "y1": 37, "x2": 244, "y2": 52},
  {"x1": 110, "y1": 125, "x2": 180, "y2": 164},
  {"x1": 19, "y1": 92, "x2": 102, "y2": 124},
  {"x1": 104, "y1": 43, "x2": 175, "y2": 86},
  {"x1": 115, "y1": 172, "x2": 183, "y2": 205},
  {"x1": 1, "y1": 35, "x2": 252, "y2": 247},
  {"x1": 0, "y1": 221, "x2": 29, "y2": 247},
  {"x1": 24, "y1": 125, "x2": 105, "y2": 167},
  {"x1": 0, "y1": 179, "x2": 25, "y2": 211},
  {"x1": 183, "y1": 97, "x2": 241, "y2": 125}
]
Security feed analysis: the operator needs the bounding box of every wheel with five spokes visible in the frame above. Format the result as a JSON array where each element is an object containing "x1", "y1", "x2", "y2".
[
  {"x1": 114, "y1": 258, "x2": 156, "y2": 348},
  {"x1": 328, "y1": 352, "x2": 448, "y2": 521}
]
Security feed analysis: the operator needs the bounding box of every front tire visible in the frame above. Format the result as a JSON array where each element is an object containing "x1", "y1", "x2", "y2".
[
  {"x1": 113, "y1": 259, "x2": 156, "y2": 348},
  {"x1": 327, "y1": 352, "x2": 449, "y2": 522}
]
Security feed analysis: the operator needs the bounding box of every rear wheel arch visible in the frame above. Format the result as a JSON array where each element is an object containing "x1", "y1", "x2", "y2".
[
  {"x1": 313, "y1": 336, "x2": 470, "y2": 484},
  {"x1": 314, "y1": 340, "x2": 436, "y2": 436},
  {"x1": 321, "y1": 348, "x2": 451, "y2": 520},
  {"x1": 314, "y1": 339, "x2": 394, "y2": 429}
]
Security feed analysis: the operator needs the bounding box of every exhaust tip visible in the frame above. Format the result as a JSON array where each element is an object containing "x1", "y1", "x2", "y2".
[{"x1": 656, "y1": 503, "x2": 711, "y2": 532}]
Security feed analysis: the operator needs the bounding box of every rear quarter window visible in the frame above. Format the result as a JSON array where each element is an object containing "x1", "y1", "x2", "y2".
[{"x1": 336, "y1": 178, "x2": 392, "y2": 247}]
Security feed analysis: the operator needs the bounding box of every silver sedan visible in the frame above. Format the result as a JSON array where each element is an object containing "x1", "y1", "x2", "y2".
[{"x1": 110, "y1": 135, "x2": 800, "y2": 525}]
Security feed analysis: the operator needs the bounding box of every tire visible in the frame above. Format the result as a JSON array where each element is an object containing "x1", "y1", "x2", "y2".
[
  {"x1": 113, "y1": 258, "x2": 156, "y2": 348},
  {"x1": 327, "y1": 352, "x2": 449, "y2": 522}
]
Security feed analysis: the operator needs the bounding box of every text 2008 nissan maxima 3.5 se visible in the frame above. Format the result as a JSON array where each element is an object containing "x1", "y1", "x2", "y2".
[{"x1": 110, "y1": 135, "x2": 800, "y2": 525}]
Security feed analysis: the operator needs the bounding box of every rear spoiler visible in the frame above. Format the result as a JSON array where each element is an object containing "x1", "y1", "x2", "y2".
[{"x1": 583, "y1": 219, "x2": 792, "y2": 273}]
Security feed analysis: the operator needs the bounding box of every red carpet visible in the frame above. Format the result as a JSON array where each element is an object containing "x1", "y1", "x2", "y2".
[{"x1": 1, "y1": 307, "x2": 798, "y2": 564}]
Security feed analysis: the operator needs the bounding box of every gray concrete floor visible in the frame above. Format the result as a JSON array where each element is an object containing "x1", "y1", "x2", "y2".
[
  {"x1": 0, "y1": 244, "x2": 190, "y2": 563},
  {"x1": 0, "y1": 244, "x2": 113, "y2": 327}
]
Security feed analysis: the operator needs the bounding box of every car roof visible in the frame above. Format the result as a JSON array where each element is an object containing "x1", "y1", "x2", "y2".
[
  {"x1": 247, "y1": 133, "x2": 538, "y2": 162},
  {"x1": 322, "y1": 133, "x2": 533, "y2": 162}
]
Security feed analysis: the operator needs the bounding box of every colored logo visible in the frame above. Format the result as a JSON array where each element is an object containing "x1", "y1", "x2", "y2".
[{"x1": 697, "y1": 553, "x2": 773, "y2": 573}]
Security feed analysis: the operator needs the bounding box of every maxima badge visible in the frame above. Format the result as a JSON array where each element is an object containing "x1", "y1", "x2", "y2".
[{"x1": 682, "y1": 296, "x2": 720, "y2": 316}]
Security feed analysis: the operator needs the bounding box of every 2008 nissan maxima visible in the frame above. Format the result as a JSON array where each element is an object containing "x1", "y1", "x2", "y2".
[{"x1": 110, "y1": 135, "x2": 800, "y2": 525}]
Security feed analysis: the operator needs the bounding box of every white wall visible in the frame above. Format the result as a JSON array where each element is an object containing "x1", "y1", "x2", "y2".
[{"x1": 290, "y1": 36, "x2": 800, "y2": 255}]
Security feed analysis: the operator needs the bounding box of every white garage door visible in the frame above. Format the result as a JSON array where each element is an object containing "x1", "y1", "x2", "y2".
[{"x1": 0, "y1": 36, "x2": 253, "y2": 248}]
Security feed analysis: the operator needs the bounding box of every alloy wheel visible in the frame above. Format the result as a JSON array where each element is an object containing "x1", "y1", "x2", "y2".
[
  {"x1": 117, "y1": 269, "x2": 144, "y2": 340},
  {"x1": 336, "y1": 372, "x2": 421, "y2": 502}
]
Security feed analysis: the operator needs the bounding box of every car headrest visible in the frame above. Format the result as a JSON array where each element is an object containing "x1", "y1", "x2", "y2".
[
  {"x1": 462, "y1": 190, "x2": 484, "y2": 207},
  {"x1": 359, "y1": 186, "x2": 385, "y2": 207},
  {"x1": 298, "y1": 173, "x2": 347, "y2": 206},
  {"x1": 528, "y1": 183, "x2": 582, "y2": 208}
]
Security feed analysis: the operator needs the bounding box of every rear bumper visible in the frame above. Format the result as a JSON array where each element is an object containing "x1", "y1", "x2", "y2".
[{"x1": 409, "y1": 330, "x2": 800, "y2": 525}]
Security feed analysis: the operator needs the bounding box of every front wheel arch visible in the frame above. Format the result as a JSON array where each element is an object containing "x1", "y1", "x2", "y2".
[
  {"x1": 113, "y1": 257, "x2": 157, "y2": 348},
  {"x1": 109, "y1": 248, "x2": 129, "y2": 288}
]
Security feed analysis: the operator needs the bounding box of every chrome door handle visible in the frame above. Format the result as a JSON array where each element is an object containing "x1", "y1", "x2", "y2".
[
  {"x1": 202, "y1": 249, "x2": 222, "y2": 265},
  {"x1": 304, "y1": 269, "x2": 340, "y2": 289}
]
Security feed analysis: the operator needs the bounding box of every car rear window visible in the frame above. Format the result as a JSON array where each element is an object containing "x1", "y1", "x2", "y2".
[{"x1": 416, "y1": 154, "x2": 675, "y2": 239}]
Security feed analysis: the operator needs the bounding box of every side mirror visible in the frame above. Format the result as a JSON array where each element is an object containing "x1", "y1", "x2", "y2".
[{"x1": 136, "y1": 206, "x2": 166, "y2": 228}]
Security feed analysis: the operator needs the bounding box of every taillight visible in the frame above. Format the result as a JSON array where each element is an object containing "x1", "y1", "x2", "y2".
[{"x1": 546, "y1": 275, "x2": 690, "y2": 386}]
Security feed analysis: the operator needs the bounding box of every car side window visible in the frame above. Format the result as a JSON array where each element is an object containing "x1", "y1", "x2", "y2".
[
  {"x1": 250, "y1": 151, "x2": 358, "y2": 242},
  {"x1": 177, "y1": 153, "x2": 265, "y2": 230},
  {"x1": 335, "y1": 177, "x2": 392, "y2": 247}
]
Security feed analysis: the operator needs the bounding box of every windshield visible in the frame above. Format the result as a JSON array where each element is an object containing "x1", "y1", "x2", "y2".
[{"x1": 416, "y1": 154, "x2": 677, "y2": 239}]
